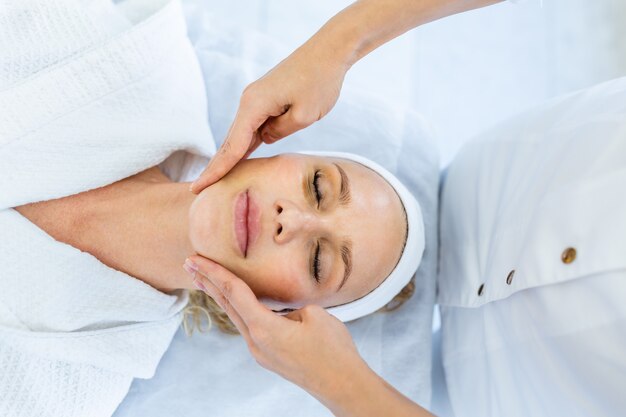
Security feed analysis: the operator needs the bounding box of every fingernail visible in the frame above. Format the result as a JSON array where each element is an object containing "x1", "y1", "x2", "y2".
[
  {"x1": 184, "y1": 259, "x2": 198, "y2": 271},
  {"x1": 189, "y1": 183, "x2": 196, "y2": 192},
  {"x1": 193, "y1": 279, "x2": 208, "y2": 292},
  {"x1": 183, "y1": 263, "x2": 196, "y2": 275}
]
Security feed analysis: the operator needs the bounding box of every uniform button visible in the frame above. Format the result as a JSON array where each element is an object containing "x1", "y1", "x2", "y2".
[
  {"x1": 561, "y1": 247, "x2": 577, "y2": 264},
  {"x1": 506, "y1": 270, "x2": 515, "y2": 285},
  {"x1": 477, "y1": 283, "x2": 485, "y2": 296}
]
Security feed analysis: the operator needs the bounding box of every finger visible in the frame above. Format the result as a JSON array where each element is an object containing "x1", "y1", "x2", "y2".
[
  {"x1": 242, "y1": 133, "x2": 263, "y2": 160},
  {"x1": 186, "y1": 256, "x2": 277, "y2": 329},
  {"x1": 192, "y1": 276, "x2": 251, "y2": 342},
  {"x1": 190, "y1": 136, "x2": 249, "y2": 194},
  {"x1": 190, "y1": 107, "x2": 268, "y2": 194},
  {"x1": 260, "y1": 106, "x2": 314, "y2": 144}
]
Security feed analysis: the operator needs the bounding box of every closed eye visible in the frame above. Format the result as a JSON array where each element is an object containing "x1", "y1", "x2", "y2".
[
  {"x1": 312, "y1": 170, "x2": 323, "y2": 207},
  {"x1": 312, "y1": 241, "x2": 321, "y2": 283}
]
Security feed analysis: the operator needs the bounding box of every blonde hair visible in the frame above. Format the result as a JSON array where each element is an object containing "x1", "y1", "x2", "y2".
[{"x1": 182, "y1": 275, "x2": 416, "y2": 336}]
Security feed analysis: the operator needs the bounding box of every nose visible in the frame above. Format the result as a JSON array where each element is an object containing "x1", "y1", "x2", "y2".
[{"x1": 273, "y1": 199, "x2": 325, "y2": 244}]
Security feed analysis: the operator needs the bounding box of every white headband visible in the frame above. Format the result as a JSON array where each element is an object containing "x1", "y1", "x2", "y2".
[{"x1": 299, "y1": 151, "x2": 425, "y2": 322}]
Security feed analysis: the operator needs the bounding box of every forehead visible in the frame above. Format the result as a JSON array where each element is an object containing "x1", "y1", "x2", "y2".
[{"x1": 320, "y1": 156, "x2": 407, "y2": 306}]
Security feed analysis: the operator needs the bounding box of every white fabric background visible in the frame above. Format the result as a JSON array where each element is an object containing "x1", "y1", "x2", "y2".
[
  {"x1": 113, "y1": 1, "x2": 626, "y2": 416},
  {"x1": 178, "y1": 0, "x2": 626, "y2": 166}
]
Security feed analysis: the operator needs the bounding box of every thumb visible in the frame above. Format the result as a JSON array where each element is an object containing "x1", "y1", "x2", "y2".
[
  {"x1": 190, "y1": 111, "x2": 266, "y2": 194},
  {"x1": 260, "y1": 106, "x2": 316, "y2": 144}
]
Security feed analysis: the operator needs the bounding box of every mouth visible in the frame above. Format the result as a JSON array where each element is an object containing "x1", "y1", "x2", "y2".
[
  {"x1": 247, "y1": 190, "x2": 261, "y2": 255},
  {"x1": 234, "y1": 189, "x2": 261, "y2": 258}
]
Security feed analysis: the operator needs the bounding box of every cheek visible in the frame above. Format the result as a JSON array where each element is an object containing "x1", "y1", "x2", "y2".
[
  {"x1": 244, "y1": 257, "x2": 310, "y2": 306},
  {"x1": 188, "y1": 200, "x2": 207, "y2": 251},
  {"x1": 188, "y1": 199, "x2": 215, "y2": 254},
  {"x1": 188, "y1": 216, "x2": 209, "y2": 254}
]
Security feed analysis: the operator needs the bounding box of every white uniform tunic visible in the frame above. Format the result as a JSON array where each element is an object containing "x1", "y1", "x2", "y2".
[{"x1": 438, "y1": 76, "x2": 626, "y2": 417}]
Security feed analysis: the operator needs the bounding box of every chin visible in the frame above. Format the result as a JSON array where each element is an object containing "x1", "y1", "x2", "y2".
[{"x1": 188, "y1": 194, "x2": 226, "y2": 253}]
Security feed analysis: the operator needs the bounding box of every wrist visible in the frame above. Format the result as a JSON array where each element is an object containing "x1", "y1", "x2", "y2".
[
  {"x1": 309, "y1": 358, "x2": 382, "y2": 416},
  {"x1": 298, "y1": 22, "x2": 359, "y2": 76},
  {"x1": 308, "y1": 4, "x2": 375, "y2": 70},
  {"x1": 303, "y1": 356, "x2": 370, "y2": 406},
  {"x1": 305, "y1": 358, "x2": 434, "y2": 417},
  {"x1": 315, "y1": 17, "x2": 364, "y2": 70},
  {"x1": 307, "y1": 0, "x2": 503, "y2": 70}
]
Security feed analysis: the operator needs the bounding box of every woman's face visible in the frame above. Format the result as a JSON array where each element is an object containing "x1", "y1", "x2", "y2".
[{"x1": 188, "y1": 154, "x2": 406, "y2": 311}]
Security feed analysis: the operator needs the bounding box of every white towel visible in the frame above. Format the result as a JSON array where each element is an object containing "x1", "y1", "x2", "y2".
[
  {"x1": 0, "y1": 1, "x2": 215, "y2": 416},
  {"x1": 0, "y1": 0, "x2": 215, "y2": 209}
]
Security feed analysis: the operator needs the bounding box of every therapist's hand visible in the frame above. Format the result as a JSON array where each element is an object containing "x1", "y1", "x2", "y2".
[
  {"x1": 183, "y1": 255, "x2": 363, "y2": 394},
  {"x1": 189, "y1": 39, "x2": 349, "y2": 194},
  {"x1": 183, "y1": 255, "x2": 434, "y2": 417},
  {"x1": 189, "y1": 0, "x2": 501, "y2": 195}
]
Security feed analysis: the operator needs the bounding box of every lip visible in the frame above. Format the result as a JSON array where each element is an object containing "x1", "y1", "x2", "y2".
[
  {"x1": 246, "y1": 190, "x2": 261, "y2": 255},
  {"x1": 233, "y1": 189, "x2": 261, "y2": 258},
  {"x1": 234, "y1": 190, "x2": 249, "y2": 257}
]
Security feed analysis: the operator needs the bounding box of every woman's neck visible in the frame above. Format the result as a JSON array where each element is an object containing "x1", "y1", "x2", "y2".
[
  {"x1": 85, "y1": 168, "x2": 198, "y2": 293},
  {"x1": 16, "y1": 167, "x2": 199, "y2": 293}
]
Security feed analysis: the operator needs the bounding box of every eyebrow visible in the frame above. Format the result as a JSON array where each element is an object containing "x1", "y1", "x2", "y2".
[
  {"x1": 333, "y1": 163, "x2": 351, "y2": 206},
  {"x1": 336, "y1": 240, "x2": 353, "y2": 292}
]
